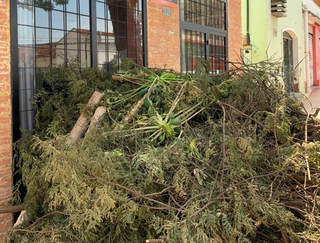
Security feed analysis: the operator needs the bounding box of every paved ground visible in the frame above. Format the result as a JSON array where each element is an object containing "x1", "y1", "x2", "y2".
[{"x1": 302, "y1": 89, "x2": 320, "y2": 117}]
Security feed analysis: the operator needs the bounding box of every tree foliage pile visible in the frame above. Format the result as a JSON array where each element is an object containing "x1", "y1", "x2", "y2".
[{"x1": 7, "y1": 62, "x2": 320, "y2": 242}]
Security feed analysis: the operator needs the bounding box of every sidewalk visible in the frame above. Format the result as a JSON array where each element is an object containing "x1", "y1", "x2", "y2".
[{"x1": 302, "y1": 89, "x2": 320, "y2": 117}]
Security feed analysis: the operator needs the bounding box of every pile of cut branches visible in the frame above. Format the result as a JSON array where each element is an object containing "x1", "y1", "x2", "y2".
[{"x1": 6, "y1": 61, "x2": 320, "y2": 243}]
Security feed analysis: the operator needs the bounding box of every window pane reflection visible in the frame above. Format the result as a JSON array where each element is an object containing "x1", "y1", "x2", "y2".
[
  {"x1": 66, "y1": 0, "x2": 77, "y2": 13},
  {"x1": 80, "y1": 16, "x2": 90, "y2": 30},
  {"x1": 53, "y1": 1, "x2": 64, "y2": 11},
  {"x1": 52, "y1": 30, "x2": 65, "y2": 42},
  {"x1": 18, "y1": 25, "x2": 35, "y2": 45},
  {"x1": 67, "y1": 13, "x2": 77, "y2": 30},
  {"x1": 36, "y1": 46, "x2": 50, "y2": 67},
  {"x1": 36, "y1": 28, "x2": 49, "y2": 44},
  {"x1": 52, "y1": 11, "x2": 64, "y2": 30},
  {"x1": 35, "y1": 7, "x2": 49, "y2": 28},
  {"x1": 18, "y1": 4, "x2": 34, "y2": 25},
  {"x1": 80, "y1": 0, "x2": 89, "y2": 15}
]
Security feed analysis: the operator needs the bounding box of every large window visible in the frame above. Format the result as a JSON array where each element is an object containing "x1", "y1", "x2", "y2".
[
  {"x1": 12, "y1": 0, "x2": 145, "y2": 135},
  {"x1": 181, "y1": 0, "x2": 227, "y2": 73}
]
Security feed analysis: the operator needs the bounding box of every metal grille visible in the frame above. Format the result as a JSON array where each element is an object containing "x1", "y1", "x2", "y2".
[
  {"x1": 181, "y1": 0, "x2": 226, "y2": 30},
  {"x1": 209, "y1": 34, "x2": 226, "y2": 74},
  {"x1": 181, "y1": 29, "x2": 206, "y2": 73}
]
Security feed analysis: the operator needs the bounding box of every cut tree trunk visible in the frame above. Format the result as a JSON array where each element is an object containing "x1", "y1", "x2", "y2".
[
  {"x1": 67, "y1": 91, "x2": 104, "y2": 144},
  {"x1": 86, "y1": 106, "x2": 107, "y2": 135}
]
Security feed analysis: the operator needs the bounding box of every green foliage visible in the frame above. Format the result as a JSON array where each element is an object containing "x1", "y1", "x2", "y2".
[{"x1": 8, "y1": 62, "x2": 320, "y2": 242}]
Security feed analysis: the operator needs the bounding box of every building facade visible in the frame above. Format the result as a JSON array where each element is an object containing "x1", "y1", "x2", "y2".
[
  {"x1": 303, "y1": 0, "x2": 320, "y2": 93},
  {"x1": 242, "y1": 0, "x2": 320, "y2": 95},
  {"x1": 242, "y1": 0, "x2": 306, "y2": 94},
  {"x1": 0, "y1": 0, "x2": 242, "y2": 238}
]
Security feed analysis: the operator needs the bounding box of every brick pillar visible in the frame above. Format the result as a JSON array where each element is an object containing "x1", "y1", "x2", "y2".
[
  {"x1": 228, "y1": 0, "x2": 242, "y2": 63},
  {"x1": 147, "y1": 0, "x2": 180, "y2": 72},
  {"x1": 0, "y1": 0, "x2": 13, "y2": 241}
]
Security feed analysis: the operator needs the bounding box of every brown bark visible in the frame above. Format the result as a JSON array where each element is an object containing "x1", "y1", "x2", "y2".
[
  {"x1": 0, "y1": 205, "x2": 25, "y2": 214},
  {"x1": 67, "y1": 91, "x2": 104, "y2": 144},
  {"x1": 112, "y1": 74, "x2": 146, "y2": 85},
  {"x1": 124, "y1": 93, "x2": 148, "y2": 124},
  {"x1": 86, "y1": 106, "x2": 107, "y2": 134}
]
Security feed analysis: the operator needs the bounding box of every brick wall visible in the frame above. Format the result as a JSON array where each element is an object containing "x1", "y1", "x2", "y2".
[
  {"x1": 227, "y1": 0, "x2": 242, "y2": 63},
  {"x1": 146, "y1": 0, "x2": 181, "y2": 72},
  {"x1": 0, "y1": 0, "x2": 12, "y2": 241}
]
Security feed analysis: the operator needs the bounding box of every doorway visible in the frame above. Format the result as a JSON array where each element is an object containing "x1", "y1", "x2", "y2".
[{"x1": 283, "y1": 31, "x2": 294, "y2": 93}]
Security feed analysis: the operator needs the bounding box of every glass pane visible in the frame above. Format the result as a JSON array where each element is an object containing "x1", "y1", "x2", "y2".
[
  {"x1": 55, "y1": 47, "x2": 65, "y2": 66},
  {"x1": 209, "y1": 34, "x2": 226, "y2": 74},
  {"x1": 52, "y1": 11, "x2": 64, "y2": 30},
  {"x1": 97, "y1": 19, "x2": 105, "y2": 32},
  {"x1": 35, "y1": 7, "x2": 49, "y2": 28},
  {"x1": 18, "y1": 47, "x2": 35, "y2": 68},
  {"x1": 96, "y1": 2, "x2": 105, "y2": 18},
  {"x1": 53, "y1": 0, "x2": 64, "y2": 10},
  {"x1": 80, "y1": 16, "x2": 90, "y2": 30},
  {"x1": 80, "y1": 51, "x2": 91, "y2": 67},
  {"x1": 66, "y1": 31, "x2": 78, "y2": 50},
  {"x1": 18, "y1": 4, "x2": 34, "y2": 26},
  {"x1": 52, "y1": 29, "x2": 65, "y2": 42},
  {"x1": 66, "y1": 49, "x2": 79, "y2": 63},
  {"x1": 98, "y1": 51, "x2": 107, "y2": 67},
  {"x1": 80, "y1": 34, "x2": 90, "y2": 52},
  {"x1": 107, "y1": 20, "x2": 114, "y2": 35},
  {"x1": 36, "y1": 28, "x2": 49, "y2": 45},
  {"x1": 67, "y1": 13, "x2": 78, "y2": 31},
  {"x1": 18, "y1": 66, "x2": 35, "y2": 91},
  {"x1": 18, "y1": 25, "x2": 35, "y2": 45},
  {"x1": 66, "y1": 0, "x2": 77, "y2": 13},
  {"x1": 80, "y1": 0, "x2": 89, "y2": 15},
  {"x1": 36, "y1": 46, "x2": 50, "y2": 67},
  {"x1": 181, "y1": 29, "x2": 205, "y2": 73}
]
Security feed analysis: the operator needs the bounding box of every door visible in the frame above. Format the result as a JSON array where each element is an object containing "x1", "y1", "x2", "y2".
[{"x1": 283, "y1": 31, "x2": 294, "y2": 93}]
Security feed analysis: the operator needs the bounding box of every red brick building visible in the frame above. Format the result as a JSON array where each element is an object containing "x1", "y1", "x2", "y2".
[
  {"x1": 0, "y1": 0, "x2": 241, "y2": 239},
  {"x1": 0, "y1": 0, "x2": 13, "y2": 241}
]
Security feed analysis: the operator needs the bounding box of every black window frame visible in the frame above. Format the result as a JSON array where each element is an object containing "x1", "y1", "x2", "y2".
[
  {"x1": 11, "y1": 0, "x2": 147, "y2": 142},
  {"x1": 180, "y1": 0, "x2": 228, "y2": 74}
]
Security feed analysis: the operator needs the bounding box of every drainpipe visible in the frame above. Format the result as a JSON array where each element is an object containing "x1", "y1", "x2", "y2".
[
  {"x1": 246, "y1": 0, "x2": 250, "y2": 45},
  {"x1": 303, "y1": 3, "x2": 311, "y2": 94}
]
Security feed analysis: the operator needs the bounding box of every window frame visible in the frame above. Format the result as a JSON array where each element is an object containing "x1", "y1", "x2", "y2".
[{"x1": 180, "y1": 0, "x2": 228, "y2": 74}]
